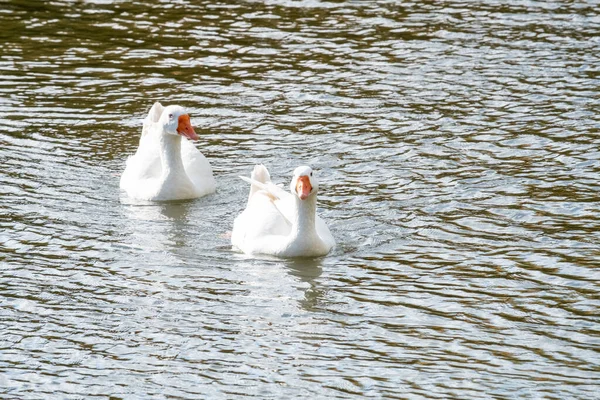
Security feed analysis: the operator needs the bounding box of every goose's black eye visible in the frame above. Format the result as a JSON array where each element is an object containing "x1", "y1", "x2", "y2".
[
  {"x1": 310, "y1": 172, "x2": 313, "y2": 177},
  {"x1": 168, "y1": 113, "x2": 173, "y2": 119}
]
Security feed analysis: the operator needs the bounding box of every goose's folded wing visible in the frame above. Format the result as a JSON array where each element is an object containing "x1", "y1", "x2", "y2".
[
  {"x1": 239, "y1": 176, "x2": 288, "y2": 200},
  {"x1": 141, "y1": 102, "x2": 164, "y2": 139},
  {"x1": 239, "y1": 175, "x2": 293, "y2": 219}
]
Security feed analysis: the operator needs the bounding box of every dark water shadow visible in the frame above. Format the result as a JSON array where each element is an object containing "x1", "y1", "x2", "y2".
[{"x1": 285, "y1": 258, "x2": 325, "y2": 312}]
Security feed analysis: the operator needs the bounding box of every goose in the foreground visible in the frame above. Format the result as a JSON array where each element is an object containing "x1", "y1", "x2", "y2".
[
  {"x1": 231, "y1": 165, "x2": 335, "y2": 258},
  {"x1": 120, "y1": 102, "x2": 216, "y2": 201}
]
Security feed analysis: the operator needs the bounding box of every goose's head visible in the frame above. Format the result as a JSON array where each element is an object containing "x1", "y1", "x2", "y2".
[
  {"x1": 290, "y1": 166, "x2": 318, "y2": 201},
  {"x1": 159, "y1": 105, "x2": 199, "y2": 140}
]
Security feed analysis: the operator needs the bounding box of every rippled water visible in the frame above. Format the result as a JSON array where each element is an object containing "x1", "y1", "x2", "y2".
[{"x1": 1, "y1": 0, "x2": 600, "y2": 398}]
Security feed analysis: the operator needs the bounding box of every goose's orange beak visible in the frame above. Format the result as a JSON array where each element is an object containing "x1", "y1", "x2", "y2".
[
  {"x1": 296, "y1": 176, "x2": 312, "y2": 200},
  {"x1": 177, "y1": 114, "x2": 198, "y2": 140}
]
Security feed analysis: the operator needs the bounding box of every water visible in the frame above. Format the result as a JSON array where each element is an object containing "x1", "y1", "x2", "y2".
[{"x1": 1, "y1": 0, "x2": 599, "y2": 398}]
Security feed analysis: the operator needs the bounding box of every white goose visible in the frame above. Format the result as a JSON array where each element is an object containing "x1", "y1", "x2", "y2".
[
  {"x1": 120, "y1": 102, "x2": 216, "y2": 201},
  {"x1": 231, "y1": 165, "x2": 335, "y2": 258}
]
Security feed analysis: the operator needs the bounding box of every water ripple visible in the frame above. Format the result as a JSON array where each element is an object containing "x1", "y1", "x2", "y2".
[{"x1": 1, "y1": 0, "x2": 599, "y2": 399}]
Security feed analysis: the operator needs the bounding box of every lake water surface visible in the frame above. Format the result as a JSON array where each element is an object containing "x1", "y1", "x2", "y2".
[{"x1": 1, "y1": 0, "x2": 599, "y2": 399}]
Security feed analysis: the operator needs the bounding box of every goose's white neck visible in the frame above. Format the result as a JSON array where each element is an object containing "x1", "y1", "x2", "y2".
[
  {"x1": 289, "y1": 194, "x2": 319, "y2": 241},
  {"x1": 158, "y1": 133, "x2": 185, "y2": 179}
]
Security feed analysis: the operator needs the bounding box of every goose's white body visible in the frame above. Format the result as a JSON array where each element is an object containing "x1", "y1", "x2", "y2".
[
  {"x1": 231, "y1": 165, "x2": 335, "y2": 258},
  {"x1": 120, "y1": 102, "x2": 216, "y2": 201}
]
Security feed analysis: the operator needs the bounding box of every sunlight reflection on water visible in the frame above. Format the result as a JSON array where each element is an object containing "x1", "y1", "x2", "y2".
[{"x1": 1, "y1": 0, "x2": 599, "y2": 398}]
